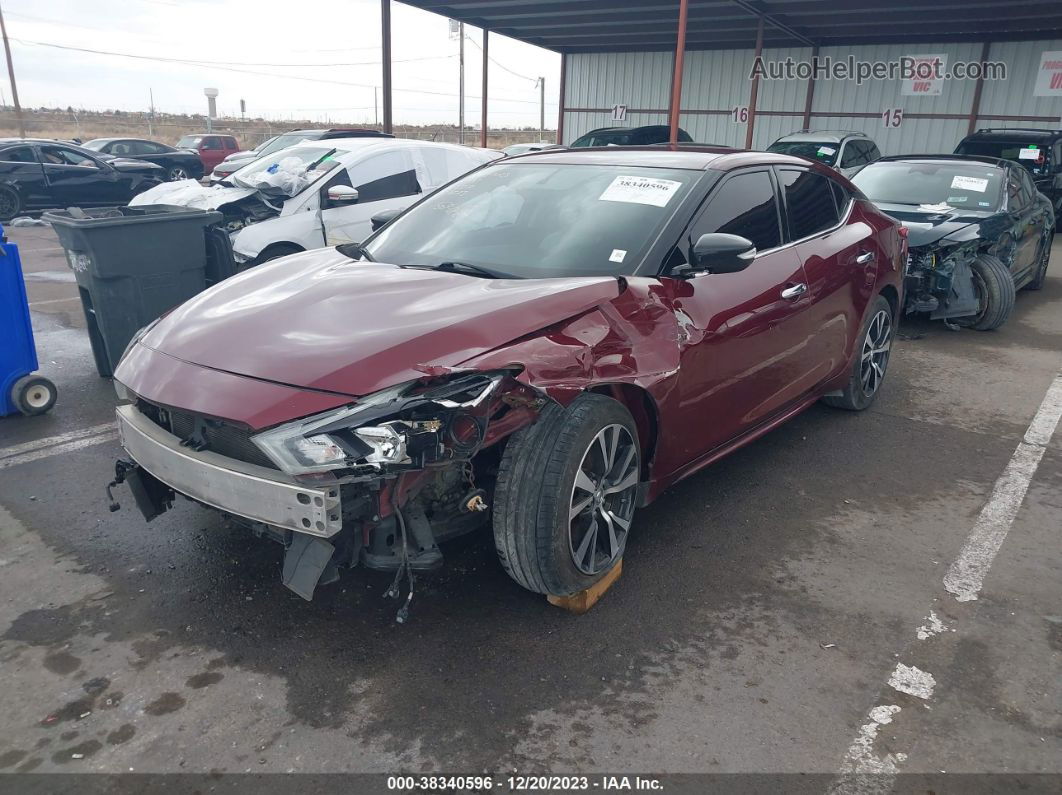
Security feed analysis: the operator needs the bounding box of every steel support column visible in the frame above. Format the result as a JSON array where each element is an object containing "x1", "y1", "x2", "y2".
[
  {"x1": 481, "y1": 29, "x2": 489, "y2": 148},
  {"x1": 744, "y1": 15, "x2": 765, "y2": 149},
  {"x1": 967, "y1": 41, "x2": 991, "y2": 135},
  {"x1": 668, "y1": 0, "x2": 689, "y2": 146},
  {"x1": 801, "y1": 45, "x2": 819, "y2": 131},
  {"x1": 381, "y1": 0, "x2": 393, "y2": 134},
  {"x1": 557, "y1": 53, "x2": 567, "y2": 145}
]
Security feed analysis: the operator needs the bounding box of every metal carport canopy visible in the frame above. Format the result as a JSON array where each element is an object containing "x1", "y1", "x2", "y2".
[{"x1": 398, "y1": 0, "x2": 1062, "y2": 52}]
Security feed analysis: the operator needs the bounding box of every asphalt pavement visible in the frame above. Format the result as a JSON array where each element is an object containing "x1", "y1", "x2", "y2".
[{"x1": 0, "y1": 225, "x2": 1059, "y2": 788}]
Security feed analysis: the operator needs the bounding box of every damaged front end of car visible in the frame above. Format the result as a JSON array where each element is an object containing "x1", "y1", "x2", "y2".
[
  {"x1": 109, "y1": 368, "x2": 549, "y2": 610},
  {"x1": 903, "y1": 237, "x2": 983, "y2": 320}
]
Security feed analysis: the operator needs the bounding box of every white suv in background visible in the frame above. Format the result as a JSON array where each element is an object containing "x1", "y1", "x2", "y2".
[
  {"x1": 132, "y1": 138, "x2": 501, "y2": 263},
  {"x1": 767, "y1": 130, "x2": 882, "y2": 178}
]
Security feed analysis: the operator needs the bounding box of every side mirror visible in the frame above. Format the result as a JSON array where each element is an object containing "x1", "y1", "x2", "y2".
[
  {"x1": 327, "y1": 185, "x2": 359, "y2": 204},
  {"x1": 370, "y1": 208, "x2": 402, "y2": 231},
  {"x1": 683, "y1": 233, "x2": 757, "y2": 275}
]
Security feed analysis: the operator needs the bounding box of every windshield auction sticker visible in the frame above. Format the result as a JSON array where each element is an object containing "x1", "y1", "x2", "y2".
[
  {"x1": 950, "y1": 175, "x2": 989, "y2": 192},
  {"x1": 599, "y1": 175, "x2": 682, "y2": 207}
]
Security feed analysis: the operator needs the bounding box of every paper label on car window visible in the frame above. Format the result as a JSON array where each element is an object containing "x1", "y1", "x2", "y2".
[
  {"x1": 817, "y1": 146, "x2": 836, "y2": 156},
  {"x1": 950, "y1": 175, "x2": 988, "y2": 192},
  {"x1": 599, "y1": 175, "x2": 682, "y2": 207},
  {"x1": 609, "y1": 249, "x2": 627, "y2": 263},
  {"x1": 1018, "y1": 147, "x2": 1041, "y2": 160}
]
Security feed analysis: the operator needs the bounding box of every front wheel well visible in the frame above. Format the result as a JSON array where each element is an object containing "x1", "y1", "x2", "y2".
[
  {"x1": 255, "y1": 242, "x2": 305, "y2": 264},
  {"x1": 586, "y1": 383, "x2": 659, "y2": 480}
]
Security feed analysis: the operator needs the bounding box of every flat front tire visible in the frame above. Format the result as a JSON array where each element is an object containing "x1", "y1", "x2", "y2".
[
  {"x1": 823, "y1": 294, "x2": 893, "y2": 412},
  {"x1": 953, "y1": 254, "x2": 1015, "y2": 330},
  {"x1": 1024, "y1": 230, "x2": 1053, "y2": 291},
  {"x1": 493, "y1": 393, "x2": 640, "y2": 596}
]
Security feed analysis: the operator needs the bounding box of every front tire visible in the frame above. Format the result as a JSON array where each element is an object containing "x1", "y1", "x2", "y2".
[
  {"x1": 953, "y1": 254, "x2": 1015, "y2": 330},
  {"x1": 493, "y1": 393, "x2": 640, "y2": 596},
  {"x1": 167, "y1": 166, "x2": 190, "y2": 181},
  {"x1": 0, "y1": 185, "x2": 22, "y2": 221},
  {"x1": 823, "y1": 295, "x2": 893, "y2": 412},
  {"x1": 256, "y1": 243, "x2": 304, "y2": 264}
]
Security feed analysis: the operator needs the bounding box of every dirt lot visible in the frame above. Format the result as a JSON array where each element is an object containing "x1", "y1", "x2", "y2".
[{"x1": 0, "y1": 225, "x2": 1059, "y2": 791}]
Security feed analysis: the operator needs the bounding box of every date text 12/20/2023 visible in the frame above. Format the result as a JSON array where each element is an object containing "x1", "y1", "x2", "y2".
[{"x1": 386, "y1": 775, "x2": 664, "y2": 791}]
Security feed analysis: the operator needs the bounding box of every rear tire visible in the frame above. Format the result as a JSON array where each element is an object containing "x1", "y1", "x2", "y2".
[
  {"x1": 493, "y1": 393, "x2": 640, "y2": 596},
  {"x1": 11, "y1": 375, "x2": 57, "y2": 416},
  {"x1": 1024, "y1": 230, "x2": 1053, "y2": 291},
  {"x1": 167, "y1": 166, "x2": 190, "y2": 181},
  {"x1": 823, "y1": 295, "x2": 893, "y2": 412},
  {"x1": 953, "y1": 254, "x2": 1015, "y2": 330}
]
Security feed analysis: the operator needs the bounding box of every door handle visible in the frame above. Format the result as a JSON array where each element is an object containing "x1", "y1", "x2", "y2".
[
  {"x1": 781, "y1": 283, "x2": 808, "y2": 300},
  {"x1": 855, "y1": 251, "x2": 875, "y2": 265}
]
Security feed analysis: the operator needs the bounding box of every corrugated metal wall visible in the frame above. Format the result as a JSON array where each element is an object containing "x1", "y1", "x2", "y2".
[{"x1": 562, "y1": 39, "x2": 1062, "y2": 155}]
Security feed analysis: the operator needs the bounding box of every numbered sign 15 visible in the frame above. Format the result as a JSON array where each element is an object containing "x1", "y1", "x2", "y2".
[
  {"x1": 731, "y1": 106, "x2": 749, "y2": 124},
  {"x1": 882, "y1": 108, "x2": 904, "y2": 128}
]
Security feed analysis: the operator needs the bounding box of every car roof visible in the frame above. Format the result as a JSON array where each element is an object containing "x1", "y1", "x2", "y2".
[
  {"x1": 580, "y1": 125, "x2": 670, "y2": 135},
  {"x1": 773, "y1": 130, "x2": 868, "y2": 143},
  {"x1": 280, "y1": 137, "x2": 488, "y2": 156},
  {"x1": 874, "y1": 154, "x2": 1008, "y2": 169},
  {"x1": 0, "y1": 138, "x2": 85, "y2": 146},
  {"x1": 962, "y1": 127, "x2": 1061, "y2": 141},
  {"x1": 499, "y1": 145, "x2": 826, "y2": 172}
]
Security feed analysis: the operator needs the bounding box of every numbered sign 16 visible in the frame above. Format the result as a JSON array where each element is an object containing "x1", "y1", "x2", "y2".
[
  {"x1": 731, "y1": 106, "x2": 749, "y2": 124},
  {"x1": 882, "y1": 108, "x2": 904, "y2": 128}
]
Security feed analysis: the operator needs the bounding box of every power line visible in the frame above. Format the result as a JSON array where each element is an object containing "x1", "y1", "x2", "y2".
[
  {"x1": 464, "y1": 35, "x2": 538, "y2": 83},
  {"x1": 11, "y1": 37, "x2": 546, "y2": 105}
]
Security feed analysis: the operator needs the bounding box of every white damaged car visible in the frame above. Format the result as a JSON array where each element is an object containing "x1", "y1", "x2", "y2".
[{"x1": 130, "y1": 137, "x2": 501, "y2": 264}]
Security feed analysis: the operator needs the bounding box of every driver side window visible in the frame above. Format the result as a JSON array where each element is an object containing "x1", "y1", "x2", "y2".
[
  {"x1": 41, "y1": 147, "x2": 99, "y2": 168},
  {"x1": 687, "y1": 171, "x2": 781, "y2": 254},
  {"x1": 1006, "y1": 170, "x2": 1027, "y2": 211}
]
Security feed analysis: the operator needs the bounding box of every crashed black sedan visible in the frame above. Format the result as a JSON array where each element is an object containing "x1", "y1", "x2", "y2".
[
  {"x1": 852, "y1": 155, "x2": 1054, "y2": 330},
  {"x1": 0, "y1": 138, "x2": 164, "y2": 220}
]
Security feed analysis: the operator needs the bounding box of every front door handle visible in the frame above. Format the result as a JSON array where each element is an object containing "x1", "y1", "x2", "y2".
[
  {"x1": 855, "y1": 251, "x2": 875, "y2": 265},
  {"x1": 781, "y1": 283, "x2": 808, "y2": 300}
]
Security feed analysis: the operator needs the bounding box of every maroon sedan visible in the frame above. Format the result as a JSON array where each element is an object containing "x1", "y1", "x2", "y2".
[{"x1": 110, "y1": 147, "x2": 904, "y2": 608}]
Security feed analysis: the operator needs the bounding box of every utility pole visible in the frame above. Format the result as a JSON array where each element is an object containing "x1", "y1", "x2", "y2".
[
  {"x1": 456, "y1": 20, "x2": 465, "y2": 143},
  {"x1": 537, "y1": 77, "x2": 545, "y2": 141},
  {"x1": 374, "y1": 87, "x2": 378, "y2": 126},
  {"x1": 0, "y1": 2, "x2": 25, "y2": 138},
  {"x1": 147, "y1": 88, "x2": 155, "y2": 137}
]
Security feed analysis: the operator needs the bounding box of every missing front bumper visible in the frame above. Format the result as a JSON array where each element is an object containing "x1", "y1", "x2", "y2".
[{"x1": 115, "y1": 404, "x2": 342, "y2": 537}]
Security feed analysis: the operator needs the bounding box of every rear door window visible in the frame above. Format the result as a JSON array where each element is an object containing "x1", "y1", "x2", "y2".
[
  {"x1": 349, "y1": 150, "x2": 421, "y2": 202},
  {"x1": 0, "y1": 146, "x2": 37, "y2": 163},
  {"x1": 690, "y1": 170, "x2": 781, "y2": 251},
  {"x1": 778, "y1": 169, "x2": 840, "y2": 240}
]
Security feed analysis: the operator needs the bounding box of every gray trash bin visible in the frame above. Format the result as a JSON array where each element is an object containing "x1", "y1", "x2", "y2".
[{"x1": 45, "y1": 205, "x2": 224, "y2": 377}]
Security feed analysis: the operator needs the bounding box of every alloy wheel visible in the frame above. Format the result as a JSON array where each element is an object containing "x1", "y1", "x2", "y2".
[
  {"x1": 169, "y1": 167, "x2": 188, "y2": 181},
  {"x1": 860, "y1": 309, "x2": 892, "y2": 397},
  {"x1": 568, "y1": 424, "x2": 639, "y2": 575},
  {"x1": 0, "y1": 189, "x2": 18, "y2": 218}
]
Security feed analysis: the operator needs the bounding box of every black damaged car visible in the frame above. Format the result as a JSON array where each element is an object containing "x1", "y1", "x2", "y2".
[
  {"x1": 852, "y1": 155, "x2": 1054, "y2": 330},
  {"x1": 0, "y1": 138, "x2": 164, "y2": 220}
]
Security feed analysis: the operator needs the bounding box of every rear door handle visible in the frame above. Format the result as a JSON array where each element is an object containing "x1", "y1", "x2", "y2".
[
  {"x1": 781, "y1": 283, "x2": 807, "y2": 300},
  {"x1": 856, "y1": 251, "x2": 875, "y2": 265}
]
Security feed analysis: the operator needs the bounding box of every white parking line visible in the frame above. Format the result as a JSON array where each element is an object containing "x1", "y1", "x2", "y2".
[
  {"x1": 0, "y1": 432, "x2": 117, "y2": 469},
  {"x1": 28, "y1": 296, "x2": 80, "y2": 307},
  {"x1": 943, "y1": 371, "x2": 1062, "y2": 602},
  {"x1": 830, "y1": 368, "x2": 1062, "y2": 794},
  {"x1": 0, "y1": 422, "x2": 116, "y2": 462}
]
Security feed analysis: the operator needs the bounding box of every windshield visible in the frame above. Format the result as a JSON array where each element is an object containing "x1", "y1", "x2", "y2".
[
  {"x1": 230, "y1": 146, "x2": 341, "y2": 195},
  {"x1": 571, "y1": 132, "x2": 636, "y2": 148},
  {"x1": 364, "y1": 162, "x2": 699, "y2": 278},
  {"x1": 82, "y1": 139, "x2": 107, "y2": 151},
  {"x1": 254, "y1": 132, "x2": 319, "y2": 159},
  {"x1": 852, "y1": 162, "x2": 1003, "y2": 211},
  {"x1": 955, "y1": 140, "x2": 1054, "y2": 177},
  {"x1": 176, "y1": 135, "x2": 202, "y2": 149},
  {"x1": 767, "y1": 141, "x2": 839, "y2": 166}
]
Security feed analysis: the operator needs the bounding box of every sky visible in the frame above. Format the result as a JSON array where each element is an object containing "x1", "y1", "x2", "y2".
[{"x1": 3, "y1": 0, "x2": 561, "y2": 128}]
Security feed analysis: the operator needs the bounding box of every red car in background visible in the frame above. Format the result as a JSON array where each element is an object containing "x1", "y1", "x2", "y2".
[
  {"x1": 110, "y1": 147, "x2": 904, "y2": 609},
  {"x1": 174, "y1": 133, "x2": 239, "y2": 173}
]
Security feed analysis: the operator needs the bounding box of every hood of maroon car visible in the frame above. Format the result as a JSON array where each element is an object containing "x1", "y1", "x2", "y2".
[{"x1": 141, "y1": 248, "x2": 622, "y2": 397}]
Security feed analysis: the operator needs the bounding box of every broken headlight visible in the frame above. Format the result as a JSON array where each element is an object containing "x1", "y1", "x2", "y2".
[{"x1": 251, "y1": 373, "x2": 507, "y2": 476}]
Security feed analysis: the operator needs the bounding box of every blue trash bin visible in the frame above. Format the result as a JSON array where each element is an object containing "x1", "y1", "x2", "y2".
[{"x1": 0, "y1": 223, "x2": 57, "y2": 417}]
